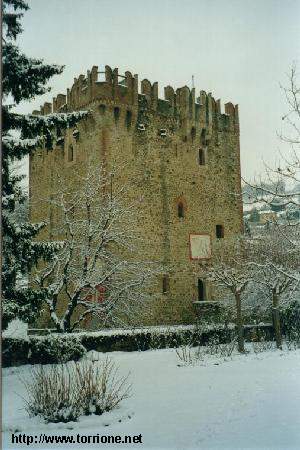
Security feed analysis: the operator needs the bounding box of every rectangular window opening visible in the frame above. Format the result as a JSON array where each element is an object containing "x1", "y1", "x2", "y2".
[
  {"x1": 199, "y1": 148, "x2": 206, "y2": 165},
  {"x1": 68, "y1": 144, "x2": 74, "y2": 162},
  {"x1": 126, "y1": 110, "x2": 132, "y2": 129},
  {"x1": 99, "y1": 104, "x2": 106, "y2": 115},
  {"x1": 162, "y1": 275, "x2": 170, "y2": 294},
  {"x1": 216, "y1": 224, "x2": 224, "y2": 239},
  {"x1": 178, "y1": 202, "x2": 184, "y2": 218},
  {"x1": 198, "y1": 279, "x2": 206, "y2": 301},
  {"x1": 114, "y1": 107, "x2": 120, "y2": 122}
]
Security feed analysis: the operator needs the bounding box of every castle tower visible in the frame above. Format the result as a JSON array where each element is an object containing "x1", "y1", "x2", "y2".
[{"x1": 29, "y1": 65, "x2": 243, "y2": 328}]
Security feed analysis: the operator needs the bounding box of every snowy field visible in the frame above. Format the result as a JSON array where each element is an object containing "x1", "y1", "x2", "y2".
[{"x1": 2, "y1": 346, "x2": 300, "y2": 450}]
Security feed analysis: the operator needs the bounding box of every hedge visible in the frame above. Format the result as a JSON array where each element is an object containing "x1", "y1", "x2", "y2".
[{"x1": 2, "y1": 323, "x2": 274, "y2": 368}]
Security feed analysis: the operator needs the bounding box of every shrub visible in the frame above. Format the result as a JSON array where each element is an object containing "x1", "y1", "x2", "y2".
[
  {"x1": 176, "y1": 345, "x2": 197, "y2": 366},
  {"x1": 251, "y1": 340, "x2": 275, "y2": 353},
  {"x1": 75, "y1": 357, "x2": 131, "y2": 416},
  {"x1": 23, "y1": 364, "x2": 83, "y2": 423},
  {"x1": 2, "y1": 338, "x2": 30, "y2": 367},
  {"x1": 176, "y1": 330, "x2": 237, "y2": 366},
  {"x1": 205, "y1": 336, "x2": 236, "y2": 358},
  {"x1": 30, "y1": 335, "x2": 86, "y2": 364},
  {"x1": 22, "y1": 358, "x2": 131, "y2": 423}
]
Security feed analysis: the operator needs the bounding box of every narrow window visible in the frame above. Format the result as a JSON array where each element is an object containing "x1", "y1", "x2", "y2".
[
  {"x1": 99, "y1": 104, "x2": 106, "y2": 115},
  {"x1": 198, "y1": 279, "x2": 205, "y2": 301},
  {"x1": 216, "y1": 224, "x2": 224, "y2": 239},
  {"x1": 68, "y1": 144, "x2": 74, "y2": 162},
  {"x1": 199, "y1": 148, "x2": 205, "y2": 165},
  {"x1": 114, "y1": 107, "x2": 120, "y2": 122},
  {"x1": 178, "y1": 202, "x2": 184, "y2": 218},
  {"x1": 126, "y1": 110, "x2": 132, "y2": 129},
  {"x1": 162, "y1": 275, "x2": 170, "y2": 294},
  {"x1": 191, "y1": 127, "x2": 196, "y2": 142}
]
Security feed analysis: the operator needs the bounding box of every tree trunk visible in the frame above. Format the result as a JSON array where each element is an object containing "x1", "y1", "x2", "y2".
[
  {"x1": 62, "y1": 314, "x2": 71, "y2": 333},
  {"x1": 62, "y1": 292, "x2": 81, "y2": 333},
  {"x1": 235, "y1": 291, "x2": 245, "y2": 353},
  {"x1": 272, "y1": 291, "x2": 282, "y2": 349}
]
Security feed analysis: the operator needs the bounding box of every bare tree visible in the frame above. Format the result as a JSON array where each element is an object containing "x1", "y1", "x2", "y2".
[
  {"x1": 241, "y1": 65, "x2": 300, "y2": 340},
  {"x1": 248, "y1": 226, "x2": 299, "y2": 349},
  {"x1": 33, "y1": 161, "x2": 161, "y2": 332},
  {"x1": 204, "y1": 238, "x2": 255, "y2": 353}
]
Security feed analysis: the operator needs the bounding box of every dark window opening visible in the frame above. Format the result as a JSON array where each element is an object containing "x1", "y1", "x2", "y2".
[
  {"x1": 216, "y1": 224, "x2": 224, "y2": 239},
  {"x1": 114, "y1": 107, "x2": 120, "y2": 122},
  {"x1": 178, "y1": 202, "x2": 184, "y2": 218},
  {"x1": 162, "y1": 276, "x2": 170, "y2": 294},
  {"x1": 191, "y1": 127, "x2": 196, "y2": 142},
  {"x1": 99, "y1": 104, "x2": 106, "y2": 115},
  {"x1": 200, "y1": 129, "x2": 206, "y2": 146},
  {"x1": 68, "y1": 145, "x2": 74, "y2": 162},
  {"x1": 126, "y1": 110, "x2": 132, "y2": 129},
  {"x1": 198, "y1": 279, "x2": 206, "y2": 301},
  {"x1": 199, "y1": 148, "x2": 205, "y2": 165}
]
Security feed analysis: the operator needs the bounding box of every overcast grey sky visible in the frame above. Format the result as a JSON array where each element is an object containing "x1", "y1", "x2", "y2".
[{"x1": 15, "y1": 0, "x2": 300, "y2": 179}]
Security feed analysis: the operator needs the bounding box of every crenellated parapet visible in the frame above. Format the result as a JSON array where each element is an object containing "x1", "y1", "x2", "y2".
[
  {"x1": 34, "y1": 65, "x2": 139, "y2": 116},
  {"x1": 140, "y1": 79, "x2": 239, "y2": 134},
  {"x1": 33, "y1": 64, "x2": 239, "y2": 133},
  {"x1": 141, "y1": 79, "x2": 158, "y2": 110}
]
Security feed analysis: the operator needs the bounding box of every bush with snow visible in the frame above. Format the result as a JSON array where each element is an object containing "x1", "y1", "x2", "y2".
[
  {"x1": 23, "y1": 357, "x2": 131, "y2": 423},
  {"x1": 251, "y1": 340, "x2": 275, "y2": 353},
  {"x1": 2, "y1": 337, "x2": 30, "y2": 367},
  {"x1": 76, "y1": 357, "x2": 131, "y2": 416},
  {"x1": 30, "y1": 335, "x2": 86, "y2": 364},
  {"x1": 175, "y1": 345, "x2": 197, "y2": 366},
  {"x1": 176, "y1": 333, "x2": 237, "y2": 366},
  {"x1": 23, "y1": 364, "x2": 83, "y2": 423}
]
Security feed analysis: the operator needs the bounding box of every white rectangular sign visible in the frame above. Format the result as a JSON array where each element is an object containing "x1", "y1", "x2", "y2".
[{"x1": 189, "y1": 234, "x2": 211, "y2": 260}]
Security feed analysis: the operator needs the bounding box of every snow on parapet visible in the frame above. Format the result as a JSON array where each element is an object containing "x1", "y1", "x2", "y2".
[{"x1": 33, "y1": 64, "x2": 239, "y2": 130}]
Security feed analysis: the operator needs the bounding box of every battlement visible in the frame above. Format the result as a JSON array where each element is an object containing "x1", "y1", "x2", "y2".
[{"x1": 33, "y1": 65, "x2": 239, "y2": 132}]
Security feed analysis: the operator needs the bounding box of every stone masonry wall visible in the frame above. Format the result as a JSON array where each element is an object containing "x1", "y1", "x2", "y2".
[{"x1": 29, "y1": 65, "x2": 243, "y2": 328}]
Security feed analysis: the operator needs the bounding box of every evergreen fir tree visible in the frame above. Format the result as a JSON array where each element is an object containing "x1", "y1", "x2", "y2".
[{"x1": 2, "y1": 0, "x2": 88, "y2": 329}]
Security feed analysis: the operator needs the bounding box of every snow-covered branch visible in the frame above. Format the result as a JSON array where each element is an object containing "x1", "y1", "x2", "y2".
[{"x1": 34, "y1": 160, "x2": 162, "y2": 332}]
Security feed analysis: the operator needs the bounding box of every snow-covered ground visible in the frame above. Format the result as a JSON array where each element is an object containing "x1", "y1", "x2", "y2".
[{"x1": 2, "y1": 346, "x2": 300, "y2": 449}]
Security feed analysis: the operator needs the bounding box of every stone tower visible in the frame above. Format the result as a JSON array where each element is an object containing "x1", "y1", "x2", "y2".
[{"x1": 29, "y1": 65, "x2": 243, "y2": 326}]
